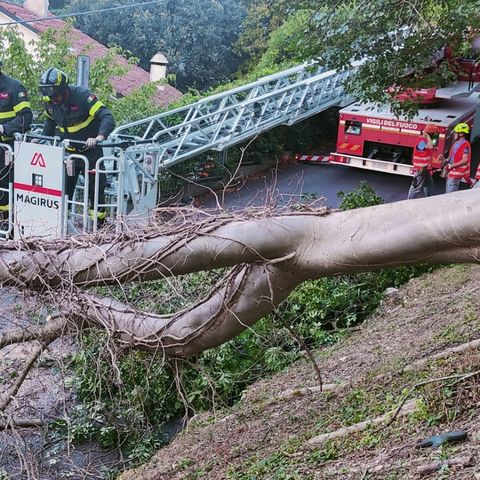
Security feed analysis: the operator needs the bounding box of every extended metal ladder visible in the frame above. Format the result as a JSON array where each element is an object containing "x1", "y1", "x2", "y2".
[{"x1": 112, "y1": 62, "x2": 360, "y2": 213}]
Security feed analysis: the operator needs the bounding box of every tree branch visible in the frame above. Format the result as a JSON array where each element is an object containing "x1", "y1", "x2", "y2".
[
  {"x1": 0, "y1": 418, "x2": 45, "y2": 431},
  {"x1": 60, "y1": 262, "x2": 302, "y2": 357},
  {"x1": 0, "y1": 342, "x2": 47, "y2": 412},
  {"x1": 0, "y1": 314, "x2": 67, "y2": 349}
]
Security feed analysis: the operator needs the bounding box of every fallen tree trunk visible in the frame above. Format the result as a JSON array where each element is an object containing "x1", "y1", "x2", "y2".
[
  {"x1": 3, "y1": 190, "x2": 480, "y2": 291},
  {"x1": 1, "y1": 190, "x2": 480, "y2": 357}
]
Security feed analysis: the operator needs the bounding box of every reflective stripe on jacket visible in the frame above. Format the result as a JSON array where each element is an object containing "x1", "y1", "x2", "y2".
[
  {"x1": 42, "y1": 85, "x2": 115, "y2": 151},
  {"x1": 0, "y1": 73, "x2": 33, "y2": 141},
  {"x1": 412, "y1": 137, "x2": 433, "y2": 172},
  {"x1": 448, "y1": 139, "x2": 471, "y2": 179}
]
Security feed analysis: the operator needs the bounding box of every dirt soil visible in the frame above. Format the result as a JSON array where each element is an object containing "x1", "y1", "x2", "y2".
[{"x1": 119, "y1": 264, "x2": 480, "y2": 480}]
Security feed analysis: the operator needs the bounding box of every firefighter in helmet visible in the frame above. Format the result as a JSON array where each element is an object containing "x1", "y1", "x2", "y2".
[
  {"x1": 0, "y1": 59, "x2": 33, "y2": 220},
  {"x1": 39, "y1": 68, "x2": 115, "y2": 223},
  {"x1": 439, "y1": 122, "x2": 471, "y2": 193}
]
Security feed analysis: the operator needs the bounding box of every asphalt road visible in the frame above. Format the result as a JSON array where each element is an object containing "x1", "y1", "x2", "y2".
[{"x1": 201, "y1": 162, "x2": 448, "y2": 210}]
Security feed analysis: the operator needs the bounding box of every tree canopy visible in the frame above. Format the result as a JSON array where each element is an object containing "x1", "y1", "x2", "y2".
[
  {"x1": 63, "y1": 0, "x2": 247, "y2": 91},
  {"x1": 237, "y1": 0, "x2": 480, "y2": 109}
]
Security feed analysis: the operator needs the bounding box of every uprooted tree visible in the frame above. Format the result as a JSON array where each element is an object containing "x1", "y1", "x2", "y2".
[{"x1": 1, "y1": 189, "x2": 479, "y2": 410}]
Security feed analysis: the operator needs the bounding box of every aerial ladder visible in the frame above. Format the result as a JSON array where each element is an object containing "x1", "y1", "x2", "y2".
[
  {"x1": 111, "y1": 61, "x2": 361, "y2": 215},
  {"x1": 2, "y1": 61, "x2": 360, "y2": 240}
]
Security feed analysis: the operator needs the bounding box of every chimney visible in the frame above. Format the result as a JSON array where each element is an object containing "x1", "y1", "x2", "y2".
[
  {"x1": 24, "y1": 0, "x2": 49, "y2": 18},
  {"x1": 150, "y1": 53, "x2": 168, "y2": 83}
]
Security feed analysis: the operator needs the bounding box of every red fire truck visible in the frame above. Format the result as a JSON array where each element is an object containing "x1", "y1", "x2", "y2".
[{"x1": 298, "y1": 59, "x2": 480, "y2": 177}]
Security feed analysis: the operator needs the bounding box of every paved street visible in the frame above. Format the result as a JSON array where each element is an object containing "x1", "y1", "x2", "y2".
[{"x1": 201, "y1": 162, "x2": 448, "y2": 209}]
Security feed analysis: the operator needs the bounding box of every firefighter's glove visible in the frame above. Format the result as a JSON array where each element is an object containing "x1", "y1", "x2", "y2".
[{"x1": 0, "y1": 125, "x2": 4, "y2": 134}]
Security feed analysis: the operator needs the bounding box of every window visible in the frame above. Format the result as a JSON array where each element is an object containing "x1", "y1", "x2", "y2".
[{"x1": 345, "y1": 120, "x2": 362, "y2": 135}]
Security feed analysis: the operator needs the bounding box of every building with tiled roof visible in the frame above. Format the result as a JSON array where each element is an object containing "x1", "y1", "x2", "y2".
[{"x1": 0, "y1": 0, "x2": 182, "y2": 107}]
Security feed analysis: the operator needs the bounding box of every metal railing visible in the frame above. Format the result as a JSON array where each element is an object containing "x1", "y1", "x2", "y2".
[
  {"x1": 0, "y1": 143, "x2": 14, "y2": 239},
  {"x1": 62, "y1": 140, "x2": 127, "y2": 235}
]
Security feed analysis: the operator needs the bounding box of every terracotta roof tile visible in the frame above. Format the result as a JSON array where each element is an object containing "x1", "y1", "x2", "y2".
[{"x1": 0, "y1": 1, "x2": 182, "y2": 106}]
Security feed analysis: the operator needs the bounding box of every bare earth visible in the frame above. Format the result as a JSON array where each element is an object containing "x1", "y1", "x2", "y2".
[{"x1": 120, "y1": 264, "x2": 480, "y2": 480}]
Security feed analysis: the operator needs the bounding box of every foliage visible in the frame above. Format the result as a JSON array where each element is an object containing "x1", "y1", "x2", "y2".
[
  {"x1": 253, "y1": 9, "x2": 314, "y2": 72},
  {"x1": 50, "y1": 0, "x2": 68, "y2": 8},
  {"x1": 234, "y1": 0, "x2": 297, "y2": 69},
  {"x1": 261, "y1": 0, "x2": 480, "y2": 113},
  {"x1": 109, "y1": 83, "x2": 161, "y2": 124},
  {"x1": 0, "y1": 23, "x2": 128, "y2": 116},
  {"x1": 65, "y1": 312, "x2": 300, "y2": 466},
  {"x1": 337, "y1": 180, "x2": 384, "y2": 210},
  {"x1": 235, "y1": 0, "x2": 480, "y2": 113},
  {"x1": 64, "y1": 0, "x2": 247, "y2": 91}
]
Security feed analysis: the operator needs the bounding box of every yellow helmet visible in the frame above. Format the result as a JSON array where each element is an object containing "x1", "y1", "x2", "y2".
[{"x1": 453, "y1": 123, "x2": 470, "y2": 134}]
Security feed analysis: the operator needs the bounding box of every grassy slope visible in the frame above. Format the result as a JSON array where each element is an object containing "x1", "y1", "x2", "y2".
[{"x1": 120, "y1": 264, "x2": 480, "y2": 480}]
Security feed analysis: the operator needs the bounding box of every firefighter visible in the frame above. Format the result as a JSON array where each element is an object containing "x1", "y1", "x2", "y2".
[
  {"x1": 439, "y1": 123, "x2": 471, "y2": 193},
  {"x1": 38, "y1": 68, "x2": 115, "y2": 223},
  {"x1": 0, "y1": 59, "x2": 33, "y2": 220},
  {"x1": 407, "y1": 124, "x2": 438, "y2": 199}
]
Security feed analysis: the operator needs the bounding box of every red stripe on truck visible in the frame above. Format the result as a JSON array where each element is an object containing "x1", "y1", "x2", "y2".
[{"x1": 14, "y1": 182, "x2": 62, "y2": 197}]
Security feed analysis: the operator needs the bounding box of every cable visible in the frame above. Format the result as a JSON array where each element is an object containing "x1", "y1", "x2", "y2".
[{"x1": 0, "y1": 0, "x2": 166, "y2": 27}]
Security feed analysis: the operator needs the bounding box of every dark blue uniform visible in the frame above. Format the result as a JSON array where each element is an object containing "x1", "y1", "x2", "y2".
[
  {"x1": 0, "y1": 74, "x2": 32, "y2": 213},
  {"x1": 42, "y1": 85, "x2": 115, "y2": 214}
]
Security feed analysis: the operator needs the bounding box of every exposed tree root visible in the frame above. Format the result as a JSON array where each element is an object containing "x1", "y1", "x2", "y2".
[{"x1": 307, "y1": 399, "x2": 418, "y2": 446}]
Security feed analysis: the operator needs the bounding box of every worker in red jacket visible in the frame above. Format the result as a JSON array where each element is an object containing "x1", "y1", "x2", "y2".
[
  {"x1": 407, "y1": 124, "x2": 438, "y2": 199},
  {"x1": 439, "y1": 123, "x2": 471, "y2": 193}
]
